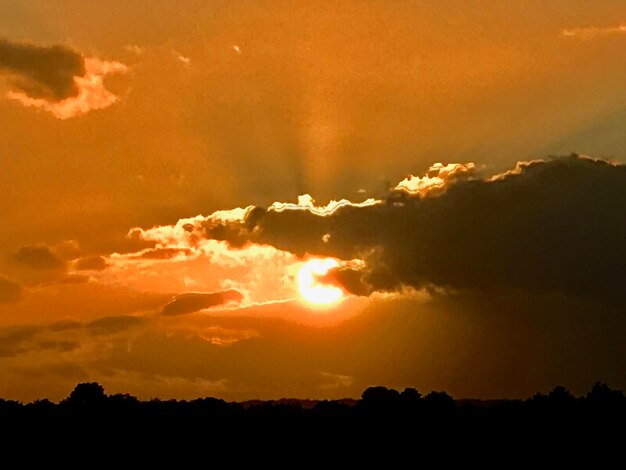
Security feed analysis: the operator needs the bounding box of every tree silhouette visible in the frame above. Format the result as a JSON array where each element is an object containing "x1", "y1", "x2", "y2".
[
  {"x1": 587, "y1": 382, "x2": 624, "y2": 403},
  {"x1": 585, "y1": 382, "x2": 625, "y2": 413},
  {"x1": 64, "y1": 382, "x2": 107, "y2": 407},
  {"x1": 0, "y1": 380, "x2": 622, "y2": 453},
  {"x1": 423, "y1": 391, "x2": 455, "y2": 408},
  {"x1": 361, "y1": 386, "x2": 400, "y2": 404},
  {"x1": 548, "y1": 385, "x2": 575, "y2": 404},
  {"x1": 400, "y1": 387, "x2": 422, "y2": 402}
]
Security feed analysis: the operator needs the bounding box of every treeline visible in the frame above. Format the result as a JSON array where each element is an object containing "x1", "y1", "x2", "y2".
[
  {"x1": 0, "y1": 382, "x2": 623, "y2": 454},
  {"x1": 1, "y1": 381, "x2": 623, "y2": 419}
]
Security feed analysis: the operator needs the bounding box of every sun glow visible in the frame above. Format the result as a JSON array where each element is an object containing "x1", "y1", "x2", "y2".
[{"x1": 297, "y1": 258, "x2": 345, "y2": 306}]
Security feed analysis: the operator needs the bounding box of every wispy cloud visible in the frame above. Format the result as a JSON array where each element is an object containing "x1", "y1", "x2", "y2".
[
  {"x1": 161, "y1": 290, "x2": 244, "y2": 316},
  {"x1": 561, "y1": 24, "x2": 626, "y2": 39}
]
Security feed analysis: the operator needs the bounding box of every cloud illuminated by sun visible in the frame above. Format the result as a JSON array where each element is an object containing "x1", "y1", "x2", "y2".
[
  {"x1": 394, "y1": 162, "x2": 476, "y2": 197},
  {"x1": 6, "y1": 57, "x2": 127, "y2": 119}
]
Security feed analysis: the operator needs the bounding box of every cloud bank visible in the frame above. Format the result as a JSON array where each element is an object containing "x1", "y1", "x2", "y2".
[
  {"x1": 0, "y1": 38, "x2": 126, "y2": 118},
  {"x1": 133, "y1": 156, "x2": 624, "y2": 304},
  {"x1": 262, "y1": 157, "x2": 625, "y2": 302}
]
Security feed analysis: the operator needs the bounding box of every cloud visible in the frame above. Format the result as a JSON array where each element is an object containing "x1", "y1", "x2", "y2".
[
  {"x1": 180, "y1": 156, "x2": 626, "y2": 303},
  {"x1": 99, "y1": 211, "x2": 303, "y2": 306},
  {"x1": 14, "y1": 245, "x2": 65, "y2": 270},
  {"x1": 394, "y1": 162, "x2": 476, "y2": 197},
  {"x1": 111, "y1": 155, "x2": 626, "y2": 305},
  {"x1": 0, "y1": 38, "x2": 85, "y2": 100},
  {"x1": 173, "y1": 50, "x2": 191, "y2": 64},
  {"x1": 161, "y1": 290, "x2": 244, "y2": 316},
  {"x1": 87, "y1": 315, "x2": 147, "y2": 335},
  {"x1": 123, "y1": 45, "x2": 144, "y2": 55},
  {"x1": 562, "y1": 24, "x2": 626, "y2": 39},
  {"x1": 0, "y1": 314, "x2": 146, "y2": 359},
  {"x1": 58, "y1": 291, "x2": 626, "y2": 400},
  {"x1": 0, "y1": 276, "x2": 22, "y2": 304},
  {"x1": 2, "y1": 288, "x2": 624, "y2": 401},
  {"x1": 74, "y1": 256, "x2": 108, "y2": 271},
  {"x1": 318, "y1": 371, "x2": 353, "y2": 390},
  {"x1": 0, "y1": 38, "x2": 126, "y2": 118},
  {"x1": 0, "y1": 280, "x2": 623, "y2": 401},
  {"x1": 0, "y1": 324, "x2": 79, "y2": 358},
  {"x1": 133, "y1": 248, "x2": 193, "y2": 260},
  {"x1": 318, "y1": 266, "x2": 371, "y2": 297},
  {"x1": 93, "y1": 369, "x2": 229, "y2": 400},
  {"x1": 268, "y1": 194, "x2": 381, "y2": 217}
]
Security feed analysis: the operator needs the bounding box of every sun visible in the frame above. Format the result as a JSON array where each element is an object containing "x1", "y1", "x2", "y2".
[{"x1": 297, "y1": 258, "x2": 345, "y2": 306}]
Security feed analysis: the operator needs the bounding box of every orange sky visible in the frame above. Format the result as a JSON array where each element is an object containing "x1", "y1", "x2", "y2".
[{"x1": 1, "y1": 1, "x2": 625, "y2": 402}]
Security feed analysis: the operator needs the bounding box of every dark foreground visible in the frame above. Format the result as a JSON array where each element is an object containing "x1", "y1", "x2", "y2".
[{"x1": 1, "y1": 382, "x2": 624, "y2": 458}]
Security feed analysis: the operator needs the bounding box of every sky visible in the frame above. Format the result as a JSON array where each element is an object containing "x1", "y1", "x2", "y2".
[{"x1": 0, "y1": 1, "x2": 625, "y2": 402}]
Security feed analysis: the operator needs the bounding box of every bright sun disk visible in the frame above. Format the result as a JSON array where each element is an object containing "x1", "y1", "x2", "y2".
[{"x1": 297, "y1": 258, "x2": 345, "y2": 306}]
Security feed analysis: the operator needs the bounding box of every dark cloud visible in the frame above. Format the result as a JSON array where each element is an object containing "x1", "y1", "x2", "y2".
[
  {"x1": 87, "y1": 315, "x2": 146, "y2": 335},
  {"x1": 161, "y1": 290, "x2": 244, "y2": 316},
  {"x1": 0, "y1": 276, "x2": 22, "y2": 304},
  {"x1": 0, "y1": 325, "x2": 79, "y2": 358},
  {"x1": 14, "y1": 245, "x2": 65, "y2": 270},
  {"x1": 203, "y1": 206, "x2": 266, "y2": 248},
  {"x1": 0, "y1": 38, "x2": 85, "y2": 101},
  {"x1": 0, "y1": 315, "x2": 147, "y2": 358},
  {"x1": 209, "y1": 156, "x2": 626, "y2": 304},
  {"x1": 74, "y1": 256, "x2": 108, "y2": 271},
  {"x1": 318, "y1": 267, "x2": 372, "y2": 297}
]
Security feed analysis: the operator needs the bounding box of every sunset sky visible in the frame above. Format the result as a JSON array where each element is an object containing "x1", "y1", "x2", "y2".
[{"x1": 1, "y1": 1, "x2": 625, "y2": 402}]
